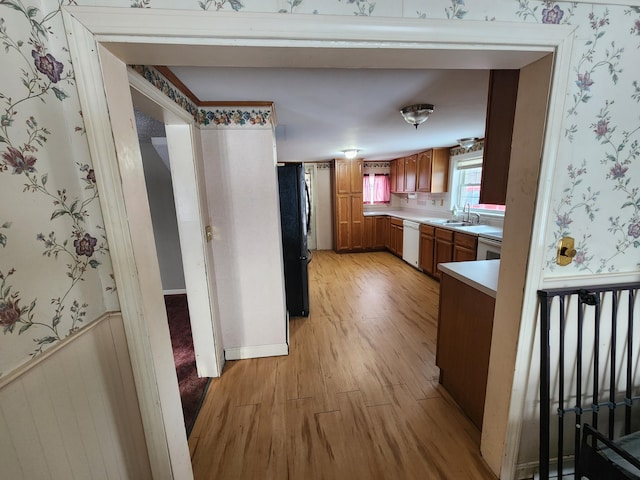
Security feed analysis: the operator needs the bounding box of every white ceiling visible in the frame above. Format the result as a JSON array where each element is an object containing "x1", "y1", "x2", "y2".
[{"x1": 169, "y1": 66, "x2": 491, "y2": 162}]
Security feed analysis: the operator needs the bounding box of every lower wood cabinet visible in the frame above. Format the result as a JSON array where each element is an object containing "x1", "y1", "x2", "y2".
[
  {"x1": 420, "y1": 227, "x2": 480, "y2": 279},
  {"x1": 453, "y1": 232, "x2": 478, "y2": 262},
  {"x1": 419, "y1": 225, "x2": 435, "y2": 275},
  {"x1": 363, "y1": 215, "x2": 388, "y2": 250},
  {"x1": 335, "y1": 193, "x2": 363, "y2": 252},
  {"x1": 434, "y1": 228, "x2": 454, "y2": 279},
  {"x1": 388, "y1": 217, "x2": 403, "y2": 257},
  {"x1": 437, "y1": 273, "x2": 495, "y2": 429}
]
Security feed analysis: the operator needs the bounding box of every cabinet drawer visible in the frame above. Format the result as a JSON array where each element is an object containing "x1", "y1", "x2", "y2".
[
  {"x1": 454, "y1": 232, "x2": 477, "y2": 250},
  {"x1": 435, "y1": 227, "x2": 454, "y2": 242},
  {"x1": 420, "y1": 224, "x2": 435, "y2": 236},
  {"x1": 390, "y1": 217, "x2": 404, "y2": 227}
]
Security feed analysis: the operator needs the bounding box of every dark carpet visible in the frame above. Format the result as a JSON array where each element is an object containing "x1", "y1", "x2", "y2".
[{"x1": 164, "y1": 294, "x2": 210, "y2": 436}]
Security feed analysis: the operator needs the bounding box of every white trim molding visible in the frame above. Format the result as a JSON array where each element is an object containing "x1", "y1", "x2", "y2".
[{"x1": 225, "y1": 343, "x2": 289, "y2": 361}]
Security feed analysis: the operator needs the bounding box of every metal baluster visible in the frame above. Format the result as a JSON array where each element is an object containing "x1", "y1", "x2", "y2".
[
  {"x1": 575, "y1": 293, "x2": 585, "y2": 467},
  {"x1": 539, "y1": 290, "x2": 552, "y2": 480},
  {"x1": 610, "y1": 291, "x2": 618, "y2": 439},
  {"x1": 626, "y1": 289, "x2": 636, "y2": 435},
  {"x1": 558, "y1": 295, "x2": 566, "y2": 479}
]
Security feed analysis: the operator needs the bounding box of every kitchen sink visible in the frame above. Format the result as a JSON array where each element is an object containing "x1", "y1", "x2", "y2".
[{"x1": 443, "y1": 220, "x2": 474, "y2": 226}]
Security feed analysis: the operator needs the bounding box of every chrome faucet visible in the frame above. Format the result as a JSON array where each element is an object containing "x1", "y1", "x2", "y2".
[
  {"x1": 463, "y1": 203, "x2": 470, "y2": 222},
  {"x1": 462, "y1": 203, "x2": 480, "y2": 224}
]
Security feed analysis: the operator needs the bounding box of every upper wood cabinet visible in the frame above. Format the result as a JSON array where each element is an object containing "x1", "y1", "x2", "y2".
[
  {"x1": 389, "y1": 160, "x2": 398, "y2": 193},
  {"x1": 480, "y1": 69, "x2": 519, "y2": 205},
  {"x1": 404, "y1": 154, "x2": 417, "y2": 192},
  {"x1": 417, "y1": 147, "x2": 450, "y2": 193},
  {"x1": 396, "y1": 157, "x2": 406, "y2": 193},
  {"x1": 390, "y1": 148, "x2": 450, "y2": 195},
  {"x1": 336, "y1": 159, "x2": 364, "y2": 194}
]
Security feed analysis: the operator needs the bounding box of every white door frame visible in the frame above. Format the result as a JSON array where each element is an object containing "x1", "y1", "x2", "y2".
[
  {"x1": 62, "y1": 8, "x2": 576, "y2": 479},
  {"x1": 130, "y1": 72, "x2": 225, "y2": 379}
]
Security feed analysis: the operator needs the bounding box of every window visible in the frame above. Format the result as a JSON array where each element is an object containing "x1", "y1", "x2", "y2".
[
  {"x1": 452, "y1": 157, "x2": 506, "y2": 214},
  {"x1": 363, "y1": 174, "x2": 390, "y2": 204}
]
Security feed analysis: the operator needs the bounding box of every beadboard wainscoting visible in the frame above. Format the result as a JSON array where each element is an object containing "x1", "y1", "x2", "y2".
[{"x1": 0, "y1": 313, "x2": 151, "y2": 479}]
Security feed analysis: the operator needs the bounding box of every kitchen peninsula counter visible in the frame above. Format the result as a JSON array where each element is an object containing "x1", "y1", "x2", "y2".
[
  {"x1": 437, "y1": 259, "x2": 500, "y2": 298},
  {"x1": 436, "y1": 259, "x2": 498, "y2": 431}
]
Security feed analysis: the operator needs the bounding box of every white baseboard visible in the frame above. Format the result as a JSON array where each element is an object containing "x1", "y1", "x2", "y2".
[
  {"x1": 162, "y1": 289, "x2": 187, "y2": 295},
  {"x1": 224, "y1": 343, "x2": 289, "y2": 360}
]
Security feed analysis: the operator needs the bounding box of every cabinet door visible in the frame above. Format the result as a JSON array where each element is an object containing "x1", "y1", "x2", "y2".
[
  {"x1": 395, "y1": 225, "x2": 404, "y2": 257},
  {"x1": 453, "y1": 232, "x2": 478, "y2": 262},
  {"x1": 335, "y1": 159, "x2": 351, "y2": 194},
  {"x1": 416, "y1": 150, "x2": 432, "y2": 192},
  {"x1": 404, "y1": 154, "x2": 417, "y2": 192},
  {"x1": 363, "y1": 215, "x2": 374, "y2": 250},
  {"x1": 434, "y1": 228, "x2": 454, "y2": 279},
  {"x1": 419, "y1": 227, "x2": 435, "y2": 274},
  {"x1": 431, "y1": 148, "x2": 450, "y2": 193},
  {"x1": 374, "y1": 216, "x2": 388, "y2": 249},
  {"x1": 335, "y1": 194, "x2": 351, "y2": 251},
  {"x1": 389, "y1": 160, "x2": 397, "y2": 193},
  {"x1": 396, "y1": 157, "x2": 406, "y2": 193},
  {"x1": 350, "y1": 159, "x2": 363, "y2": 193},
  {"x1": 350, "y1": 194, "x2": 364, "y2": 250},
  {"x1": 480, "y1": 69, "x2": 519, "y2": 205}
]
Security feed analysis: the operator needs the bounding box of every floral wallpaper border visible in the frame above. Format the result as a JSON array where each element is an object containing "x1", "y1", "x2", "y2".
[{"x1": 131, "y1": 64, "x2": 274, "y2": 128}]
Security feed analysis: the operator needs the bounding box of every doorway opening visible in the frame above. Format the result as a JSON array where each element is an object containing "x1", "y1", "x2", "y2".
[{"x1": 64, "y1": 9, "x2": 575, "y2": 478}]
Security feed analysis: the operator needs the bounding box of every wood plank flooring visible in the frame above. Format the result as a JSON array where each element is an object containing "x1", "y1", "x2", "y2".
[{"x1": 189, "y1": 250, "x2": 497, "y2": 480}]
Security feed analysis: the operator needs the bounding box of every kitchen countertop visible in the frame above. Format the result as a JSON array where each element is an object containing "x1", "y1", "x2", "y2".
[
  {"x1": 364, "y1": 209, "x2": 503, "y2": 239},
  {"x1": 437, "y1": 259, "x2": 500, "y2": 298}
]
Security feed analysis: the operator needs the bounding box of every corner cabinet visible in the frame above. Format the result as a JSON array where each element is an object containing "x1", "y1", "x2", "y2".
[
  {"x1": 480, "y1": 69, "x2": 519, "y2": 205},
  {"x1": 333, "y1": 158, "x2": 364, "y2": 252}
]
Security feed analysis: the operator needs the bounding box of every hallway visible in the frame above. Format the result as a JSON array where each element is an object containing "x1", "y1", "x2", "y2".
[{"x1": 188, "y1": 250, "x2": 497, "y2": 479}]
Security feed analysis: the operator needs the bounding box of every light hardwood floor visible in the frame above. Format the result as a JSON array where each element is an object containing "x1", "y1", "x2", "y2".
[{"x1": 189, "y1": 250, "x2": 497, "y2": 479}]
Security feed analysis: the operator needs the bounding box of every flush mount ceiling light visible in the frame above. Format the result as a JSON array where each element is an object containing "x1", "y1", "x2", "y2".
[
  {"x1": 457, "y1": 137, "x2": 478, "y2": 151},
  {"x1": 342, "y1": 149, "x2": 360, "y2": 159},
  {"x1": 400, "y1": 104, "x2": 435, "y2": 129}
]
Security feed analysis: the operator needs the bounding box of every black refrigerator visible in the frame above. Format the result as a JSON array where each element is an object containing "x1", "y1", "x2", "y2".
[{"x1": 277, "y1": 163, "x2": 310, "y2": 317}]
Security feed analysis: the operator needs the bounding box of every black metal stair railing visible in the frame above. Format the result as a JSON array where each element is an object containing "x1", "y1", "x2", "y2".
[{"x1": 538, "y1": 282, "x2": 640, "y2": 480}]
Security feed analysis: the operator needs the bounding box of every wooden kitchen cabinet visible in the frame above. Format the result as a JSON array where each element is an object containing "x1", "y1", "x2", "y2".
[
  {"x1": 404, "y1": 154, "x2": 417, "y2": 193},
  {"x1": 388, "y1": 217, "x2": 404, "y2": 257},
  {"x1": 453, "y1": 232, "x2": 478, "y2": 262},
  {"x1": 419, "y1": 224, "x2": 435, "y2": 275},
  {"x1": 480, "y1": 69, "x2": 519, "y2": 206},
  {"x1": 396, "y1": 158, "x2": 406, "y2": 193},
  {"x1": 389, "y1": 159, "x2": 397, "y2": 193},
  {"x1": 333, "y1": 158, "x2": 364, "y2": 252},
  {"x1": 363, "y1": 215, "x2": 388, "y2": 250},
  {"x1": 437, "y1": 272, "x2": 495, "y2": 429},
  {"x1": 434, "y1": 228, "x2": 454, "y2": 279},
  {"x1": 416, "y1": 148, "x2": 450, "y2": 193}
]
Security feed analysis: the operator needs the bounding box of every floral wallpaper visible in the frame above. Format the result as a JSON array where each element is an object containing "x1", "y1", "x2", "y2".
[
  {"x1": 0, "y1": 0, "x2": 117, "y2": 377},
  {"x1": 1, "y1": 0, "x2": 639, "y2": 376},
  {"x1": 131, "y1": 65, "x2": 275, "y2": 127}
]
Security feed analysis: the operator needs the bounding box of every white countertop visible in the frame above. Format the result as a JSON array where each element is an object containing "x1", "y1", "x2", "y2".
[
  {"x1": 364, "y1": 209, "x2": 503, "y2": 239},
  {"x1": 437, "y1": 260, "x2": 500, "y2": 298}
]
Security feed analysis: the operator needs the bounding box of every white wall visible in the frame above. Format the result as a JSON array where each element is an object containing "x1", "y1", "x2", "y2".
[
  {"x1": 314, "y1": 163, "x2": 333, "y2": 250},
  {"x1": 139, "y1": 141, "x2": 186, "y2": 293},
  {"x1": 0, "y1": 314, "x2": 151, "y2": 479},
  {"x1": 201, "y1": 128, "x2": 288, "y2": 360}
]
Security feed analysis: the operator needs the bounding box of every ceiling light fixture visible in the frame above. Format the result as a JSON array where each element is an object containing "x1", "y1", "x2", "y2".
[
  {"x1": 457, "y1": 137, "x2": 478, "y2": 151},
  {"x1": 400, "y1": 104, "x2": 435, "y2": 129},
  {"x1": 343, "y1": 149, "x2": 360, "y2": 159}
]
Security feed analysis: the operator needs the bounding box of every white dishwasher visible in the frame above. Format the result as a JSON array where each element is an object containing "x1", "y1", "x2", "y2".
[{"x1": 402, "y1": 220, "x2": 420, "y2": 269}]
